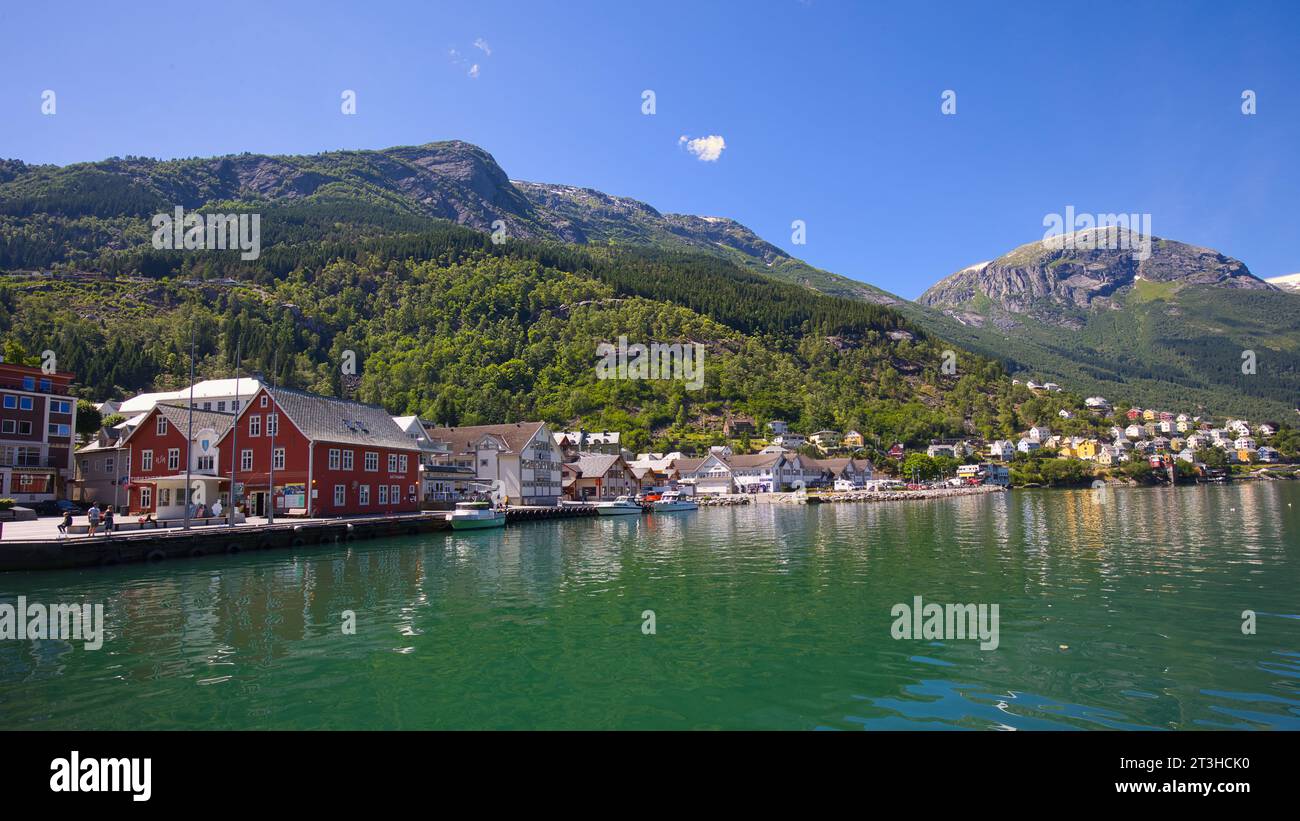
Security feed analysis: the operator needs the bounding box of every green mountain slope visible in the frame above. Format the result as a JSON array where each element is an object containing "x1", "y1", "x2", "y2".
[
  {"x1": 2, "y1": 140, "x2": 1294, "y2": 421},
  {"x1": 0, "y1": 224, "x2": 1016, "y2": 454},
  {"x1": 914, "y1": 231, "x2": 1300, "y2": 419}
]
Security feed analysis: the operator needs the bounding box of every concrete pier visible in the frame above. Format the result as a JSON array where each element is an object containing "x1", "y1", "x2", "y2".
[{"x1": 0, "y1": 513, "x2": 451, "y2": 573}]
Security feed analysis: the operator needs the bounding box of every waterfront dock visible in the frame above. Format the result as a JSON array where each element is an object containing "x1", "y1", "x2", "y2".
[
  {"x1": 0, "y1": 512, "x2": 453, "y2": 573},
  {"x1": 0, "y1": 502, "x2": 617, "y2": 573},
  {"x1": 809, "y1": 484, "x2": 1007, "y2": 503},
  {"x1": 505, "y1": 505, "x2": 600, "y2": 522}
]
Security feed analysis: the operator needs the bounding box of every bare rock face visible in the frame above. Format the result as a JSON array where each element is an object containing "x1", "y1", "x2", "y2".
[{"x1": 919, "y1": 230, "x2": 1271, "y2": 327}]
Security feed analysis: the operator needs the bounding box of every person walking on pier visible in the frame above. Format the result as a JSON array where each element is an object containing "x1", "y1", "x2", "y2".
[
  {"x1": 86, "y1": 503, "x2": 100, "y2": 537},
  {"x1": 102, "y1": 505, "x2": 115, "y2": 537}
]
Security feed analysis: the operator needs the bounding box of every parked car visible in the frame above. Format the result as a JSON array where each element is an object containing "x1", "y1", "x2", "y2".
[{"x1": 33, "y1": 499, "x2": 88, "y2": 516}]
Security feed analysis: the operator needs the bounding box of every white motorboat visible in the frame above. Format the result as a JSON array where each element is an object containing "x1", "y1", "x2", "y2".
[
  {"x1": 449, "y1": 501, "x2": 506, "y2": 530},
  {"x1": 593, "y1": 495, "x2": 644, "y2": 516},
  {"x1": 651, "y1": 490, "x2": 698, "y2": 512}
]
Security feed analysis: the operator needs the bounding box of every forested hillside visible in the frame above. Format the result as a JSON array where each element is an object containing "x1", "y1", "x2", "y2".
[{"x1": 0, "y1": 220, "x2": 1023, "y2": 455}]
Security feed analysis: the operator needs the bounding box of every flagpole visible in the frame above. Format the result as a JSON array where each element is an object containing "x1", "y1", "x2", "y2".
[
  {"x1": 184, "y1": 325, "x2": 195, "y2": 531},
  {"x1": 229, "y1": 338, "x2": 240, "y2": 527},
  {"x1": 267, "y1": 350, "x2": 276, "y2": 526}
]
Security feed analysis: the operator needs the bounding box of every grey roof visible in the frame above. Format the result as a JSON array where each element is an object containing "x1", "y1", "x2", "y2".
[
  {"x1": 571, "y1": 452, "x2": 626, "y2": 478},
  {"x1": 672, "y1": 457, "x2": 707, "y2": 473},
  {"x1": 803, "y1": 457, "x2": 865, "y2": 475},
  {"x1": 155, "y1": 403, "x2": 235, "y2": 439},
  {"x1": 424, "y1": 421, "x2": 548, "y2": 456},
  {"x1": 720, "y1": 452, "x2": 784, "y2": 469},
  {"x1": 265, "y1": 386, "x2": 419, "y2": 451}
]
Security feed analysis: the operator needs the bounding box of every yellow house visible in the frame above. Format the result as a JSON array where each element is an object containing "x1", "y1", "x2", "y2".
[
  {"x1": 1143, "y1": 409, "x2": 1157, "y2": 421},
  {"x1": 1236, "y1": 449, "x2": 1255, "y2": 464},
  {"x1": 1058, "y1": 444, "x2": 1077, "y2": 458},
  {"x1": 1075, "y1": 440, "x2": 1100, "y2": 460},
  {"x1": 1096, "y1": 448, "x2": 1117, "y2": 466},
  {"x1": 843, "y1": 430, "x2": 864, "y2": 448}
]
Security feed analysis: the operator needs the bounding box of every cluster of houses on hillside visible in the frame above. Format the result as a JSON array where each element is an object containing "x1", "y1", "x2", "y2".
[
  {"x1": 42, "y1": 374, "x2": 1294, "y2": 519},
  {"x1": 757, "y1": 418, "x2": 867, "y2": 454},
  {"x1": 956, "y1": 403, "x2": 1285, "y2": 469}
]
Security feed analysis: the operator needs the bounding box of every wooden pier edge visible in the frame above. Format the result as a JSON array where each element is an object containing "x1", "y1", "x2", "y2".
[{"x1": 0, "y1": 503, "x2": 608, "y2": 573}]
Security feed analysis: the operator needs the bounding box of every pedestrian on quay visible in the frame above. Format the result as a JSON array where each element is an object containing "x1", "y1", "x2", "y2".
[
  {"x1": 57, "y1": 509, "x2": 73, "y2": 538},
  {"x1": 86, "y1": 503, "x2": 101, "y2": 537},
  {"x1": 102, "y1": 505, "x2": 115, "y2": 536}
]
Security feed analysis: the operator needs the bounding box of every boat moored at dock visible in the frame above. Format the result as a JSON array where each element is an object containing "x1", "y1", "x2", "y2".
[
  {"x1": 448, "y1": 501, "x2": 507, "y2": 530},
  {"x1": 651, "y1": 491, "x2": 698, "y2": 512},
  {"x1": 593, "y1": 496, "x2": 645, "y2": 515}
]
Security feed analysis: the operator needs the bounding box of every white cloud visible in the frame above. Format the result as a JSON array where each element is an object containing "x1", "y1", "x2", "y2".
[
  {"x1": 678, "y1": 134, "x2": 726, "y2": 162},
  {"x1": 468, "y1": 64, "x2": 480, "y2": 79},
  {"x1": 473, "y1": 38, "x2": 492, "y2": 56}
]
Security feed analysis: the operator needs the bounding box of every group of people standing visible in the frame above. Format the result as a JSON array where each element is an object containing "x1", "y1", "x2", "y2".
[
  {"x1": 57, "y1": 502, "x2": 114, "y2": 538},
  {"x1": 54, "y1": 497, "x2": 227, "y2": 538}
]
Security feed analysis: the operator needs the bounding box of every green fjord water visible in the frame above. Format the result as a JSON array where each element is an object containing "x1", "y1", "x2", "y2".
[{"x1": 2, "y1": 483, "x2": 1297, "y2": 730}]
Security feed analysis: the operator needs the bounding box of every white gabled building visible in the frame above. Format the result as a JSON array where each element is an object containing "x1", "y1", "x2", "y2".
[
  {"x1": 772, "y1": 432, "x2": 806, "y2": 449},
  {"x1": 423, "y1": 421, "x2": 563, "y2": 505},
  {"x1": 681, "y1": 451, "x2": 810, "y2": 494},
  {"x1": 1085, "y1": 396, "x2": 1112, "y2": 413},
  {"x1": 988, "y1": 440, "x2": 1017, "y2": 461}
]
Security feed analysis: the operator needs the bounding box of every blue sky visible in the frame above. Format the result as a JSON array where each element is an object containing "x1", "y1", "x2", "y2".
[{"x1": 1, "y1": 0, "x2": 1297, "y2": 297}]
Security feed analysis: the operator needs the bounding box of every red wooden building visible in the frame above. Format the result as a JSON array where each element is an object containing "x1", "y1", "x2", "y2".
[
  {"x1": 216, "y1": 385, "x2": 422, "y2": 517},
  {"x1": 118, "y1": 403, "x2": 235, "y2": 516}
]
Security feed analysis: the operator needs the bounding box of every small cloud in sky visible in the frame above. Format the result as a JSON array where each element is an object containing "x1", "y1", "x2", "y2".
[
  {"x1": 678, "y1": 134, "x2": 726, "y2": 162},
  {"x1": 450, "y1": 44, "x2": 487, "y2": 78}
]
